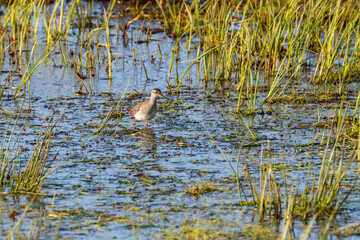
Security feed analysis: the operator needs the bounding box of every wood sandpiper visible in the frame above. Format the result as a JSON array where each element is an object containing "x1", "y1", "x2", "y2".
[{"x1": 128, "y1": 88, "x2": 167, "y2": 126}]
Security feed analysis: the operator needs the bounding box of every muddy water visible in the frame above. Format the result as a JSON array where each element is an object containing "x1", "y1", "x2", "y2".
[{"x1": 0, "y1": 9, "x2": 359, "y2": 240}]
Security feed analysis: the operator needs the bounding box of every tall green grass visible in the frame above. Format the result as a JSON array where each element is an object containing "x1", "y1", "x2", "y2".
[
  {"x1": 0, "y1": 111, "x2": 61, "y2": 193},
  {"x1": 0, "y1": 0, "x2": 118, "y2": 96},
  {"x1": 2, "y1": 0, "x2": 359, "y2": 104},
  {"x1": 160, "y1": 0, "x2": 360, "y2": 113},
  {"x1": 208, "y1": 106, "x2": 359, "y2": 225}
]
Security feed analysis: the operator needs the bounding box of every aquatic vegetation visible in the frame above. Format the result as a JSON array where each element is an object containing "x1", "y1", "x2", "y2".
[
  {"x1": 184, "y1": 181, "x2": 224, "y2": 196},
  {"x1": 209, "y1": 107, "x2": 359, "y2": 227},
  {"x1": 0, "y1": 0, "x2": 359, "y2": 239},
  {"x1": 161, "y1": 0, "x2": 360, "y2": 112},
  {"x1": 0, "y1": 111, "x2": 61, "y2": 193}
]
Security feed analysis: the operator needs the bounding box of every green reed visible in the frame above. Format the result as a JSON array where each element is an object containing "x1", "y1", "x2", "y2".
[
  {"x1": 97, "y1": 83, "x2": 129, "y2": 134},
  {"x1": 14, "y1": 36, "x2": 59, "y2": 99},
  {"x1": 0, "y1": 0, "x2": 117, "y2": 95},
  {"x1": 104, "y1": 0, "x2": 116, "y2": 79},
  {"x1": 160, "y1": 0, "x2": 360, "y2": 113},
  {"x1": 0, "y1": 110, "x2": 61, "y2": 193},
  {"x1": 1, "y1": 0, "x2": 359, "y2": 103},
  {"x1": 12, "y1": 122, "x2": 59, "y2": 192},
  {"x1": 207, "y1": 105, "x2": 359, "y2": 224}
]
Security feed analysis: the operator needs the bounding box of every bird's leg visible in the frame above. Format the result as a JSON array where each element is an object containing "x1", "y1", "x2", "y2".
[
  {"x1": 133, "y1": 120, "x2": 136, "y2": 126},
  {"x1": 146, "y1": 121, "x2": 149, "y2": 127}
]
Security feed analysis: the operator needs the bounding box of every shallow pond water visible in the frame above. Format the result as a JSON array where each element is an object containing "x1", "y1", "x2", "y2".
[{"x1": 0, "y1": 2, "x2": 359, "y2": 239}]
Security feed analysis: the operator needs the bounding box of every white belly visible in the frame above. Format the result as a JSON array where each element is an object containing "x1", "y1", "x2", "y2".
[{"x1": 134, "y1": 106, "x2": 157, "y2": 121}]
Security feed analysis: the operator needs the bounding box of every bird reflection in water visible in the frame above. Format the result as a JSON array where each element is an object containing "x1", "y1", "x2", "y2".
[{"x1": 130, "y1": 126, "x2": 157, "y2": 154}]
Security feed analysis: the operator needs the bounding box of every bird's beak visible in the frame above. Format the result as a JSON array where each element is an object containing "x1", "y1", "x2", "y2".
[{"x1": 160, "y1": 92, "x2": 168, "y2": 100}]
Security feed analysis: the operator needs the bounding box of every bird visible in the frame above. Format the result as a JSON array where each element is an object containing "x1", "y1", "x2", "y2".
[{"x1": 128, "y1": 88, "x2": 167, "y2": 126}]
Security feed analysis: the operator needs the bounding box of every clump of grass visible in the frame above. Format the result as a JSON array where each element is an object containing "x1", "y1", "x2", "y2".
[
  {"x1": 13, "y1": 124, "x2": 59, "y2": 192},
  {"x1": 97, "y1": 83, "x2": 129, "y2": 134},
  {"x1": 207, "y1": 106, "x2": 359, "y2": 227},
  {"x1": 0, "y1": 111, "x2": 61, "y2": 193},
  {"x1": 156, "y1": 216, "x2": 245, "y2": 239},
  {"x1": 159, "y1": 0, "x2": 360, "y2": 113},
  {"x1": 0, "y1": 0, "x2": 121, "y2": 96},
  {"x1": 184, "y1": 181, "x2": 223, "y2": 196},
  {"x1": 344, "y1": 91, "x2": 360, "y2": 142}
]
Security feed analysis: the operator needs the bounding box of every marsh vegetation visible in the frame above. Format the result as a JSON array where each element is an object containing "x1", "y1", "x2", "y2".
[{"x1": 0, "y1": 0, "x2": 359, "y2": 238}]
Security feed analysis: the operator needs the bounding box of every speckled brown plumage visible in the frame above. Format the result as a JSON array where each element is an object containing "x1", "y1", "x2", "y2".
[{"x1": 128, "y1": 88, "x2": 166, "y2": 126}]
